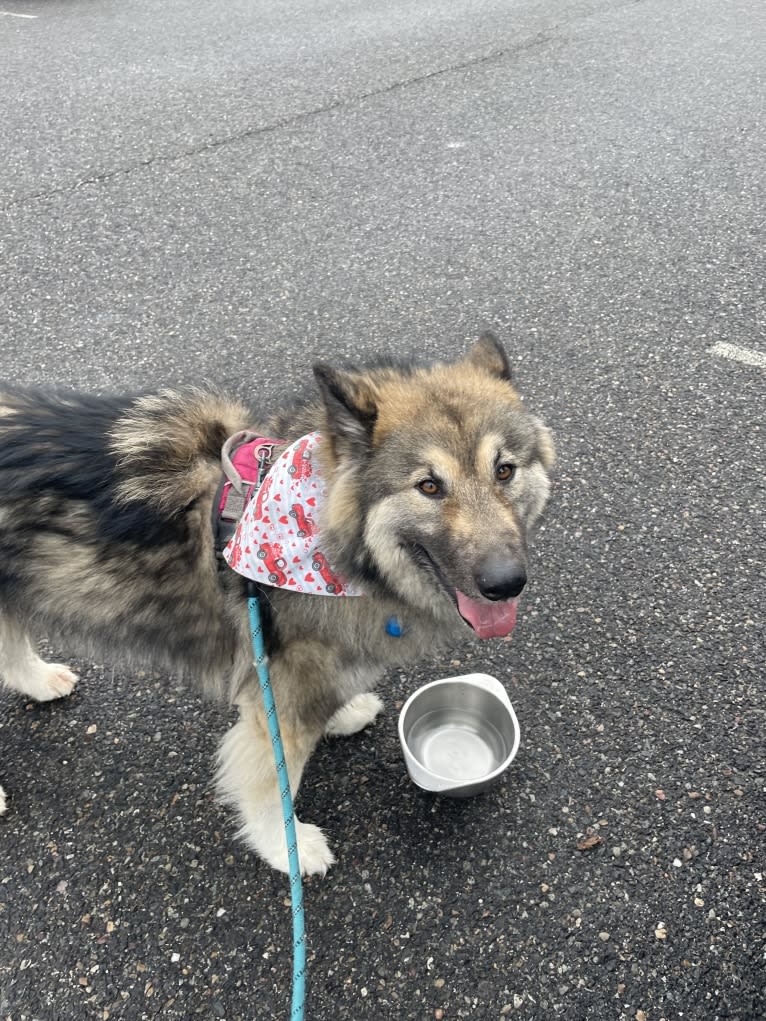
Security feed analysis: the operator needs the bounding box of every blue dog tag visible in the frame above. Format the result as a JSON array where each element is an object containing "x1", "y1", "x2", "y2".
[{"x1": 385, "y1": 616, "x2": 404, "y2": 638}]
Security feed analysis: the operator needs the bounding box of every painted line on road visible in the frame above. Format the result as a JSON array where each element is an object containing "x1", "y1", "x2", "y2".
[
  {"x1": 708, "y1": 341, "x2": 766, "y2": 370},
  {"x1": 0, "y1": 10, "x2": 38, "y2": 16}
]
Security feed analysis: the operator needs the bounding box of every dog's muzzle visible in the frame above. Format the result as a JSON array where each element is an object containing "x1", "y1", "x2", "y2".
[
  {"x1": 453, "y1": 554, "x2": 526, "y2": 640},
  {"x1": 474, "y1": 554, "x2": 527, "y2": 601}
]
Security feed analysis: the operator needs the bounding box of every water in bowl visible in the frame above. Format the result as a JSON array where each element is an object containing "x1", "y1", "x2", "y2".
[{"x1": 406, "y1": 706, "x2": 509, "y2": 782}]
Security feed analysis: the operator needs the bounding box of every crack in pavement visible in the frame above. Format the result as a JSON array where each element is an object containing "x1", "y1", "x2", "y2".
[
  {"x1": 0, "y1": 32, "x2": 553, "y2": 214},
  {"x1": 0, "y1": 0, "x2": 650, "y2": 212}
]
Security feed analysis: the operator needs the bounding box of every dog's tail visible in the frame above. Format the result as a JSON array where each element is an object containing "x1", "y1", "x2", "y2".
[{"x1": 110, "y1": 389, "x2": 254, "y2": 514}]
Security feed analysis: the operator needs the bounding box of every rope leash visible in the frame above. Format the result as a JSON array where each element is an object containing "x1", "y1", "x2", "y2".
[
  {"x1": 222, "y1": 441, "x2": 305, "y2": 1018},
  {"x1": 247, "y1": 585, "x2": 307, "y2": 1021}
]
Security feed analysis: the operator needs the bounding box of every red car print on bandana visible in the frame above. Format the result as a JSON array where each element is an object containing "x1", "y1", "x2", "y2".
[
  {"x1": 223, "y1": 432, "x2": 364, "y2": 597},
  {"x1": 256, "y1": 542, "x2": 288, "y2": 586},
  {"x1": 287, "y1": 437, "x2": 313, "y2": 480},
  {"x1": 311, "y1": 550, "x2": 339, "y2": 593},
  {"x1": 289, "y1": 503, "x2": 314, "y2": 538}
]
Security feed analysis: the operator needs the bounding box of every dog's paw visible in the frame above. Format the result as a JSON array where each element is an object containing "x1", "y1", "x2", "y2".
[
  {"x1": 247, "y1": 818, "x2": 336, "y2": 876},
  {"x1": 325, "y1": 693, "x2": 384, "y2": 738},
  {"x1": 294, "y1": 821, "x2": 336, "y2": 876},
  {"x1": 22, "y1": 664, "x2": 79, "y2": 703},
  {"x1": 270, "y1": 821, "x2": 336, "y2": 877},
  {"x1": 0, "y1": 784, "x2": 6, "y2": 815}
]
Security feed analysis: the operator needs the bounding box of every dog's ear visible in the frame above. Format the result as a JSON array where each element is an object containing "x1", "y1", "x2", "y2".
[
  {"x1": 313, "y1": 364, "x2": 378, "y2": 458},
  {"x1": 463, "y1": 332, "x2": 513, "y2": 381}
]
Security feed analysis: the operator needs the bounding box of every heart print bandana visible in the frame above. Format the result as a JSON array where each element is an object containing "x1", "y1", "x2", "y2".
[{"x1": 223, "y1": 432, "x2": 364, "y2": 597}]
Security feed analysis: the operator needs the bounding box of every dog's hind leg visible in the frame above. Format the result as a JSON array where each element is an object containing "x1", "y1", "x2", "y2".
[
  {"x1": 0, "y1": 618, "x2": 78, "y2": 702},
  {"x1": 216, "y1": 699, "x2": 335, "y2": 876},
  {"x1": 324, "y1": 692, "x2": 384, "y2": 738}
]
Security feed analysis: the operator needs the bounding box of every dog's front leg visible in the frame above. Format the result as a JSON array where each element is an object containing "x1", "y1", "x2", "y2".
[{"x1": 216, "y1": 699, "x2": 333, "y2": 876}]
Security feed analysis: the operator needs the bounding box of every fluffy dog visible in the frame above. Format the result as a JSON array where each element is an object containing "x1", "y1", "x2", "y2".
[{"x1": 0, "y1": 334, "x2": 554, "y2": 873}]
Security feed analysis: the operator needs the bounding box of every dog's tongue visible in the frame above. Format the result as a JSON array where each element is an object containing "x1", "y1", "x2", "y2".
[{"x1": 456, "y1": 592, "x2": 518, "y2": 639}]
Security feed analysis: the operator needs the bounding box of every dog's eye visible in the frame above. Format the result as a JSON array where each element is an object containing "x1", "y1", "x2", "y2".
[
  {"x1": 496, "y1": 463, "x2": 516, "y2": 482},
  {"x1": 417, "y1": 478, "x2": 441, "y2": 497}
]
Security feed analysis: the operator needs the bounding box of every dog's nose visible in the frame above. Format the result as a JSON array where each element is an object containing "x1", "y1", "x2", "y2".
[{"x1": 475, "y1": 555, "x2": 527, "y2": 601}]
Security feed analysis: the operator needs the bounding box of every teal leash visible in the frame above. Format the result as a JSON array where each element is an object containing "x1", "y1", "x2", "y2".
[{"x1": 247, "y1": 583, "x2": 306, "y2": 1021}]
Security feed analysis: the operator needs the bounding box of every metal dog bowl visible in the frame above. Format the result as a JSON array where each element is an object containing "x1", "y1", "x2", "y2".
[{"x1": 398, "y1": 674, "x2": 520, "y2": 798}]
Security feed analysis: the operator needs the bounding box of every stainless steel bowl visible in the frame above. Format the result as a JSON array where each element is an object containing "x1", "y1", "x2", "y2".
[{"x1": 398, "y1": 674, "x2": 520, "y2": 797}]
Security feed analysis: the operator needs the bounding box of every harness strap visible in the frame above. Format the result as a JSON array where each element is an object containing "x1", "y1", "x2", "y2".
[{"x1": 212, "y1": 431, "x2": 282, "y2": 556}]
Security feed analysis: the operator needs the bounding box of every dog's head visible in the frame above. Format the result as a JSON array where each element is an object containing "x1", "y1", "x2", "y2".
[{"x1": 314, "y1": 334, "x2": 555, "y2": 638}]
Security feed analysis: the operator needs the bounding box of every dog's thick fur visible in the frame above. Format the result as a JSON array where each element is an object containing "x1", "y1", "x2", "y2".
[{"x1": 0, "y1": 335, "x2": 554, "y2": 873}]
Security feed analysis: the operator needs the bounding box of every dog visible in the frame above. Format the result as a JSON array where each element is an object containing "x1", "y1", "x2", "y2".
[{"x1": 0, "y1": 333, "x2": 554, "y2": 873}]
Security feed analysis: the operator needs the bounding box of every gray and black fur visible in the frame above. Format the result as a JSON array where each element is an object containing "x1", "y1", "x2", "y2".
[{"x1": 0, "y1": 334, "x2": 555, "y2": 873}]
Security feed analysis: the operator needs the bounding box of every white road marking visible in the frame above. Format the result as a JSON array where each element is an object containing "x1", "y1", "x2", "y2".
[
  {"x1": 0, "y1": 10, "x2": 38, "y2": 16},
  {"x1": 708, "y1": 341, "x2": 766, "y2": 370}
]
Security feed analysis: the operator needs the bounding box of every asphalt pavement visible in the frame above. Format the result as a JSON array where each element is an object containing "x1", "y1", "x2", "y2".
[{"x1": 1, "y1": 1, "x2": 764, "y2": 1019}]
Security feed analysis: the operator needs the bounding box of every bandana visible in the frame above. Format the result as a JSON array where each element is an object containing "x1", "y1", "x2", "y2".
[{"x1": 223, "y1": 432, "x2": 364, "y2": 597}]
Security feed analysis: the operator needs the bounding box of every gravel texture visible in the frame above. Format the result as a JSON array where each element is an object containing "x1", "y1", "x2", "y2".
[{"x1": 1, "y1": 1, "x2": 764, "y2": 1019}]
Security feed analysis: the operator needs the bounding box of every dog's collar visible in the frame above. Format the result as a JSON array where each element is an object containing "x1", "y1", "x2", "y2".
[{"x1": 222, "y1": 432, "x2": 364, "y2": 598}]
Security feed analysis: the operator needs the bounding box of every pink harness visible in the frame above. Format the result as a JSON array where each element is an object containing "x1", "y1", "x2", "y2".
[{"x1": 216, "y1": 431, "x2": 282, "y2": 527}]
